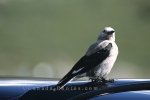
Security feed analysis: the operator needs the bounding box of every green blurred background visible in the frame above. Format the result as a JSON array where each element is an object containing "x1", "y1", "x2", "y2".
[{"x1": 0, "y1": 0, "x2": 150, "y2": 78}]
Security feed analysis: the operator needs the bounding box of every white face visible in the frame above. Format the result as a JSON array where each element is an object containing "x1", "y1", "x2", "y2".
[{"x1": 98, "y1": 27, "x2": 115, "y2": 41}]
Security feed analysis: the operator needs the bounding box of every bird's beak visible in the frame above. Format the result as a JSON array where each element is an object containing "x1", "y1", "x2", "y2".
[{"x1": 107, "y1": 31, "x2": 115, "y2": 35}]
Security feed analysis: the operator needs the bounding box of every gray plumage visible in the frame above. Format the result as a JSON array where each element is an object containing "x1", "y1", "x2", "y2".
[{"x1": 56, "y1": 27, "x2": 118, "y2": 89}]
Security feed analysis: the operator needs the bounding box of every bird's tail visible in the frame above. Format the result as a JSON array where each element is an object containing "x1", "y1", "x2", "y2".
[{"x1": 56, "y1": 73, "x2": 74, "y2": 90}]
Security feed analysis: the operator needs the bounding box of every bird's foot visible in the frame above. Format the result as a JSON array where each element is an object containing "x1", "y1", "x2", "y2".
[
  {"x1": 90, "y1": 77, "x2": 114, "y2": 84},
  {"x1": 91, "y1": 78, "x2": 101, "y2": 83},
  {"x1": 101, "y1": 78, "x2": 114, "y2": 83},
  {"x1": 90, "y1": 78, "x2": 105, "y2": 84}
]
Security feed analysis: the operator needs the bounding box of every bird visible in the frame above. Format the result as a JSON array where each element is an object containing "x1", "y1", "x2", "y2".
[{"x1": 56, "y1": 27, "x2": 118, "y2": 90}]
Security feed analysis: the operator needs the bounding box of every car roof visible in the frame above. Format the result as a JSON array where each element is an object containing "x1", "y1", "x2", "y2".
[{"x1": 0, "y1": 77, "x2": 150, "y2": 100}]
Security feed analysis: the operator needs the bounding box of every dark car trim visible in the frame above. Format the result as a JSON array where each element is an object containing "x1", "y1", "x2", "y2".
[{"x1": 69, "y1": 81, "x2": 150, "y2": 100}]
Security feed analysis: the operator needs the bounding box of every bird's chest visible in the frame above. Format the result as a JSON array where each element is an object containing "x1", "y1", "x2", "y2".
[
  {"x1": 100, "y1": 43, "x2": 118, "y2": 67},
  {"x1": 94, "y1": 43, "x2": 118, "y2": 75}
]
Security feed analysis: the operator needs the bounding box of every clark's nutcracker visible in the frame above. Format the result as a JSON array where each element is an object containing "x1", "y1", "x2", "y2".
[{"x1": 56, "y1": 27, "x2": 118, "y2": 89}]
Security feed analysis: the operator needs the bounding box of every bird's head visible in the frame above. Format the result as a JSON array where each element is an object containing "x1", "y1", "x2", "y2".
[{"x1": 98, "y1": 27, "x2": 115, "y2": 41}]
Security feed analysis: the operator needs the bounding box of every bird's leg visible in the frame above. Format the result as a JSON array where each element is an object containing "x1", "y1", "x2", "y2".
[
  {"x1": 108, "y1": 78, "x2": 115, "y2": 83},
  {"x1": 90, "y1": 78, "x2": 97, "y2": 82},
  {"x1": 101, "y1": 77, "x2": 114, "y2": 83},
  {"x1": 101, "y1": 77, "x2": 107, "y2": 83},
  {"x1": 90, "y1": 77, "x2": 102, "y2": 83}
]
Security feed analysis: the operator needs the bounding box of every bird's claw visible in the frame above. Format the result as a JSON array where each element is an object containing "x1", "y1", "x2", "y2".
[
  {"x1": 102, "y1": 78, "x2": 114, "y2": 83},
  {"x1": 91, "y1": 78, "x2": 114, "y2": 84},
  {"x1": 91, "y1": 78, "x2": 101, "y2": 83}
]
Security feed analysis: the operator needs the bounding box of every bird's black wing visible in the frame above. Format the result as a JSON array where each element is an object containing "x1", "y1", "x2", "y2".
[
  {"x1": 70, "y1": 43, "x2": 112, "y2": 75},
  {"x1": 57, "y1": 43, "x2": 112, "y2": 89}
]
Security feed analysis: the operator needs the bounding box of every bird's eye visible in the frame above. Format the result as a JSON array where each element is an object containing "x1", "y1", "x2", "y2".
[{"x1": 103, "y1": 30, "x2": 106, "y2": 33}]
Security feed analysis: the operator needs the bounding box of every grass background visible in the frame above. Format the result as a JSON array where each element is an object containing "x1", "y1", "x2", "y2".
[{"x1": 0, "y1": 0, "x2": 150, "y2": 78}]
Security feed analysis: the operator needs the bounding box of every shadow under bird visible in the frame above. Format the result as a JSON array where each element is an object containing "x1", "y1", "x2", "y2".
[{"x1": 56, "y1": 27, "x2": 118, "y2": 89}]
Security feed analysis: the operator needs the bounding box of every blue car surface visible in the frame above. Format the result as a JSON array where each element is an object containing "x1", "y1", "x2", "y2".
[{"x1": 0, "y1": 77, "x2": 150, "y2": 100}]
